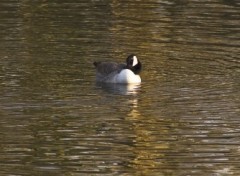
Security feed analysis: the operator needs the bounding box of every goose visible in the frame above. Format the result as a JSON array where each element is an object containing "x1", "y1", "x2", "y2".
[{"x1": 93, "y1": 54, "x2": 142, "y2": 84}]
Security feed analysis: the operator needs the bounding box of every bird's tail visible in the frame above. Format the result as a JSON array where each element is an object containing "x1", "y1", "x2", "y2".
[{"x1": 93, "y1": 61, "x2": 100, "y2": 67}]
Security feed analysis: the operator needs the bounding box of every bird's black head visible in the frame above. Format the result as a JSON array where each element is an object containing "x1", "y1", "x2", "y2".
[{"x1": 126, "y1": 54, "x2": 142, "y2": 75}]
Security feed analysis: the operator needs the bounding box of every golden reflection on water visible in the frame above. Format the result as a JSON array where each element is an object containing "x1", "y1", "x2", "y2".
[{"x1": 126, "y1": 96, "x2": 170, "y2": 175}]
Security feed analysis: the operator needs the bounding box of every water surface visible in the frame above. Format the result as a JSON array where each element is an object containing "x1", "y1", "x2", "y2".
[{"x1": 0, "y1": 0, "x2": 240, "y2": 175}]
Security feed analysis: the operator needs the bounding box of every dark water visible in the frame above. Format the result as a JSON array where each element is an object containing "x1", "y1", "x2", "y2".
[{"x1": 0, "y1": 0, "x2": 240, "y2": 175}]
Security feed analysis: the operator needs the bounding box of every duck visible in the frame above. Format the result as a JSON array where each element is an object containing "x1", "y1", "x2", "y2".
[{"x1": 93, "y1": 54, "x2": 142, "y2": 84}]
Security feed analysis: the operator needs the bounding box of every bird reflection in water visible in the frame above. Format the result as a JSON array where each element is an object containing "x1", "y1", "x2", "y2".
[{"x1": 96, "y1": 82, "x2": 141, "y2": 95}]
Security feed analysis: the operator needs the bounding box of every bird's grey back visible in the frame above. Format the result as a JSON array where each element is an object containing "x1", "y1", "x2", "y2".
[
  {"x1": 93, "y1": 61, "x2": 126, "y2": 82},
  {"x1": 94, "y1": 62, "x2": 126, "y2": 76}
]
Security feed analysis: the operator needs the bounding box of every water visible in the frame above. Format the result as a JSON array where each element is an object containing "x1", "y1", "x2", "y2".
[{"x1": 0, "y1": 0, "x2": 239, "y2": 175}]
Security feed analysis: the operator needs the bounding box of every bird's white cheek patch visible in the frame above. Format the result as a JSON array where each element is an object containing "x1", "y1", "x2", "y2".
[{"x1": 133, "y1": 56, "x2": 138, "y2": 66}]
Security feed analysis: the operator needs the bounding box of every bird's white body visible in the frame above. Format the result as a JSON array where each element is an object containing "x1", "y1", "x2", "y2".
[
  {"x1": 100, "y1": 69, "x2": 141, "y2": 84},
  {"x1": 114, "y1": 69, "x2": 141, "y2": 84}
]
